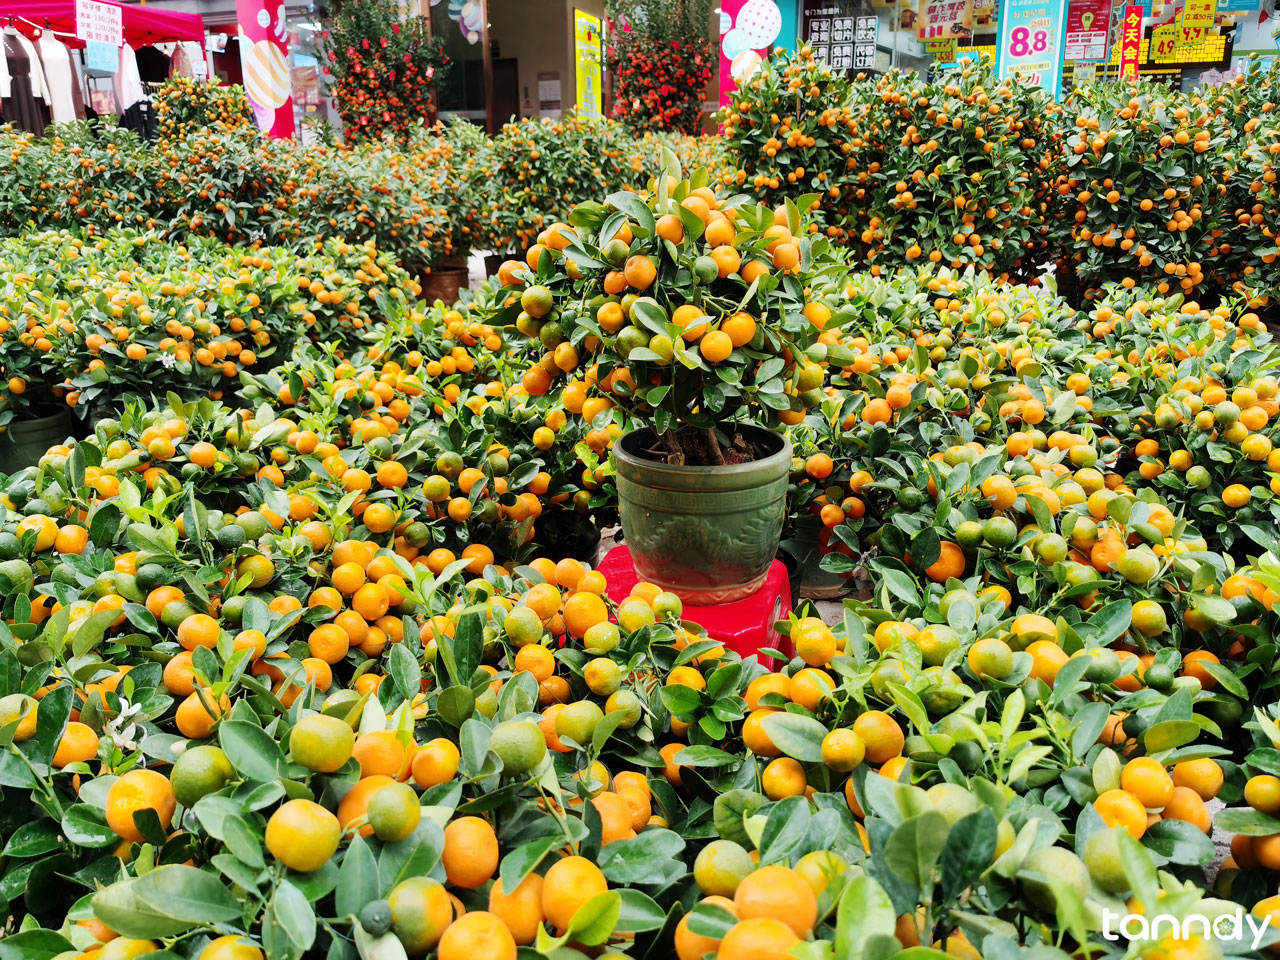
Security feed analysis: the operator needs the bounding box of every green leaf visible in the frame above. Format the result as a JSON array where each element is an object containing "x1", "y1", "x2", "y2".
[
  {"x1": 499, "y1": 836, "x2": 559, "y2": 894},
  {"x1": 883, "y1": 810, "x2": 948, "y2": 889},
  {"x1": 1142, "y1": 819, "x2": 1214, "y2": 865},
  {"x1": 0, "y1": 931, "x2": 74, "y2": 960},
  {"x1": 3, "y1": 820, "x2": 61, "y2": 858},
  {"x1": 31, "y1": 682, "x2": 72, "y2": 767},
  {"x1": 377, "y1": 821, "x2": 445, "y2": 892},
  {"x1": 335, "y1": 835, "x2": 380, "y2": 918},
  {"x1": 566, "y1": 890, "x2": 621, "y2": 946},
  {"x1": 88, "y1": 503, "x2": 122, "y2": 548},
  {"x1": 1198, "y1": 660, "x2": 1247, "y2": 698},
  {"x1": 61, "y1": 804, "x2": 117, "y2": 848},
  {"x1": 1143, "y1": 720, "x2": 1201, "y2": 754},
  {"x1": 598, "y1": 829, "x2": 685, "y2": 885},
  {"x1": 761, "y1": 712, "x2": 827, "y2": 763},
  {"x1": 614, "y1": 889, "x2": 666, "y2": 933},
  {"x1": 270, "y1": 880, "x2": 316, "y2": 954},
  {"x1": 833, "y1": 873, "x2": 896, "y2": 960},
  {"x1": 1214, "y1": 807, "x2": 1280, "y2": 836},
  {"x1": 940, "y1": 808, "x2": 997, "y2": 903},
  {"x1": 672, "y1": 745, "x2": 736, "y2": 767},
  {"x1": 1085, "y1": 600, "x2": 1132, "y2": 645},
  {"x1": 218, "y1": 719, "x2": 285, "y2": 782},
  {"x1": 437, "y1": 685, "x2": 475, "y2": 727},
  {"x1": 93, "y1": 866, "x2": 239, "y2": 939},
  {"x1": 388, "y1": 643, "x2": 422, "y2": 704}
]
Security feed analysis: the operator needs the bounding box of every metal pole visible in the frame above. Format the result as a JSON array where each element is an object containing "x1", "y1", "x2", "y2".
[{"x1": 480, "y1": 0, "x2": 495, "y2": 132}]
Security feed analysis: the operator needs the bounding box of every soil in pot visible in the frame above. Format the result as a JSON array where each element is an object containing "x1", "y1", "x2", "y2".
[{"x1": 635, "y1": 425, "x2": 773, "y2": 467}]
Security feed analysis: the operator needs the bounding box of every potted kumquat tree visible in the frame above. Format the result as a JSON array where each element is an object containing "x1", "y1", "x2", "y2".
[{"x1": 494, "y1": 154, "x2": 851, "y2": 601}]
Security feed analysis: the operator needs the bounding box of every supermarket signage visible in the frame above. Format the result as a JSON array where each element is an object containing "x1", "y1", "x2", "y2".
[
  {"x1": 1119, "y1": 5, "x2": 1143, "y2": 80},
  {"x1": 1182, "y1": 0, "x2": 1216, "y2": 27},
  {"x1": 1064, "y1": 0, "x2": 1109, "y2": 60},
  {"x1": 995, "y1": 0, "x2": 1068, "y2": 100},
  {"x1": 918, "y1": 0, "x2": 973, "y2": 41},
  {"x1": 76, "y1": 0, "x2": 121, "y2": 46},
  {"x1": 1145, "y1": 5, "x2": 1232, "y2": 65}
]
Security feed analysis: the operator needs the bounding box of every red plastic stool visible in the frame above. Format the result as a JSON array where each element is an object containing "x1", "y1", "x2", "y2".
[{"x1": 597, "y1": 545, "x2": 793, "y2": 669}]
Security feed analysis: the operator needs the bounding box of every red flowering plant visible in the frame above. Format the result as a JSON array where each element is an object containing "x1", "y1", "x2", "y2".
[
  {"x1": 605, "y1": 0, "x2": 714, "y2": 135},
  {"x1": 318, "y1": 0, "x2": 449, "y2": 143}
]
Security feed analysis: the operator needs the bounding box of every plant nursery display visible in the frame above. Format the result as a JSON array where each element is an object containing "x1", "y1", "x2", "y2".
[{"x1": 5, "y1": 45, "x2": 1280, "y2": 960}]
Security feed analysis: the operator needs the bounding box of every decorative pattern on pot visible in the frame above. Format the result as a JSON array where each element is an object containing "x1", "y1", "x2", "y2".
[{"x1": 614, "y1": 425, "x2": 791, "y2": 604}]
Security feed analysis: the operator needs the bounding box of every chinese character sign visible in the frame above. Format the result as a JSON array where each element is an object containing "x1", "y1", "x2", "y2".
[
  {"x1": 574, "y1": 10, "x2": 603, "y2": 119},
  {"x1": 995, "y1": 0, "x2": 1068, "y2": 99},
  {"x1": 75, "y1": 0, "x2": 122, "y2": 46},
  {"x1": 1182, "y1": 0, "x2": 1216, "y2": 27},
  {"x1": 918, "y1": 0, "x2": 973, "y2": 40},
  {"x1": 237, "y1": 0, "x2": 295, "y2": 139},
  {"x1": 1119, "y1": 4, "x2": 1144, "y2": 80},
  {"x1": 853, "y1": 16, "x2": 878, "y2": 70},
  {"x1": 720, "y1": 0, "x2": 782, "y2": 108},
  {"x1": 1064, "y1": 0, "x2": 1109, "y2": 60}
]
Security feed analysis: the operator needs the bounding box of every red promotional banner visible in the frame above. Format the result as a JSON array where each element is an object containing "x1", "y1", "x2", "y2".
[
  {"x1": 1119, "y1": 4, "x2": 1143, "y2": 80},
  {"x1": 1064, "y1": 0, "x2": 1109, "y2": 60},
  {"x1": 236, "y1": 0, "x2": 294, "y2": 139}
]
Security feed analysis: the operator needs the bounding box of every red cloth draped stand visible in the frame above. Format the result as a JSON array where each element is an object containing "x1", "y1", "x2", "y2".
[
  {"x1": 0, "y1": 0, "x2": 203, "y2": 46},
  {"x1": 598, "y1": 545, "x2": 794, "y2": 670}
]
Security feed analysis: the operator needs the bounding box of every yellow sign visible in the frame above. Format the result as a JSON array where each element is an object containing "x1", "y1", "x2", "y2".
[
  {"x1": 1182, "y1": 0, "x2": 1216, "y2": 27},
  {"x1": 1151, "y1": 22, "x2": 1177, "y2": 58},
  {"x1": 925, "y1": 37, "x2": 958, "y2": 60},
  {"x1": 575, "y1": 10, "x2": 603, "y2": 120}
]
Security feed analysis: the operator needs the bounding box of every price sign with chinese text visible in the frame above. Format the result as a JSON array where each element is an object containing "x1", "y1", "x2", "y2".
[
  {"x1": 1182, "y1": 0, "x2": 1216, "y2": 27},
  {"x1": 995, "y1": 0, "x2": 1068, "y2": 100},
  {"x1": 75, "y1": 0, "x2": 122, "y2": 46}
]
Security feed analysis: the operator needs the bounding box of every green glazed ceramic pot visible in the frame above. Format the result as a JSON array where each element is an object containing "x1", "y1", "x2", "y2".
[{"x1": 613, "y1": 424, "x2": 790, "y2": 604}]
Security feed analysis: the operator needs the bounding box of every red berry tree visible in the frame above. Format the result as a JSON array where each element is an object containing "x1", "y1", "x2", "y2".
[
  {"x1": 319, "y1": 0, "x2": 449, "y2": 143},
  {"x1": 605, "y1": 0, "x2": 714, "y2": 135}
]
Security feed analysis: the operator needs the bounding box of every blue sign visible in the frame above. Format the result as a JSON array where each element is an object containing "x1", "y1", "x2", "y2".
[
  {"x1": 84, "y1": 40, "x2": 118, "y2": 75},
  {"x1": 995, "y1": 0, "x2": 1068, "y2": 100}
]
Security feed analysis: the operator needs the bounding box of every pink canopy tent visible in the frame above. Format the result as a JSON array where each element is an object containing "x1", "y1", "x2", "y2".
[{"x1": 0, "y1": 0, "x2": 204, "y2": 46}]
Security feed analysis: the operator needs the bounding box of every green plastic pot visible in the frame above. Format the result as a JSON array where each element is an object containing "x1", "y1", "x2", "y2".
[
  {"x1": 0, "y1": 408, "x2": 76, "y2": 473},
  {"x1": 614, "y1": 424, "x2": 791, "y2": 604}
]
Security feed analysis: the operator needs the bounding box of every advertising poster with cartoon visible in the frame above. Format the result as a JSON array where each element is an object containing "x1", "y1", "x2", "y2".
[
  {"x1": 237, "y1": 0, "x2": 295, "y2": 138},
  {"x1": 719, "y1": 0, "x2": 784, "y2": 107}
]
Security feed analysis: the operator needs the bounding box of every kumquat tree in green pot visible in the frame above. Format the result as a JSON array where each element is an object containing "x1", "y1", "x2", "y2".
[{"x1": 494, "y1": 153, "x2": 854, "y2": 602}]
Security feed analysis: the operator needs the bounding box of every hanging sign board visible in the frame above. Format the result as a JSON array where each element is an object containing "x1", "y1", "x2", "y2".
[
  {"x1": 85, "y1": 39, "x2": 118, "y2": 73},
  {"x1": 995, "y1": 0, "x2": 1068, "y2": 100},
  {"x1": 1119, "y1": 5, "x2": 1144, "y2": 80},
  {"x1": 574, "y1": 9, "x2": 603, "y2": 119},
  {"x1": 1064, "y1": 0, "x2": 1110, "y2": 60},
  {"x1": 76, "y1": 0, "x2": 122, "y2": 46},
  {"x1": 918, "y1": 0, "x2": 973, "y2": 41},
  {"x1": 1182, "y1": 0, "x2": 1217, "y2": 27}
]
